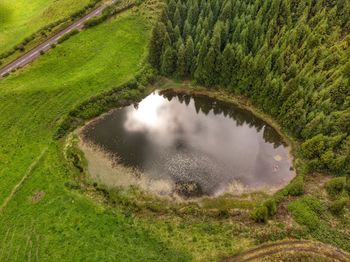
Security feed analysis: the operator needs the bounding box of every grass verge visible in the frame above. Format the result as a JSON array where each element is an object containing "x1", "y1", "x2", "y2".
[{"x1": 0, "y1": 0, "x2": 94, "y2": 54}]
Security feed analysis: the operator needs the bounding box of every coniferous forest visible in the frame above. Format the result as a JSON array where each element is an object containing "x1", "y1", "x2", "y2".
[{"x1": 149, "y1": 0, "x2": 350, "y2": 177}]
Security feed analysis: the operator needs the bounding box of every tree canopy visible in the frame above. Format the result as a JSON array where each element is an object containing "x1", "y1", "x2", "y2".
[{"x1": 149, "y1": 0, "x2": 350, "y2": 176}]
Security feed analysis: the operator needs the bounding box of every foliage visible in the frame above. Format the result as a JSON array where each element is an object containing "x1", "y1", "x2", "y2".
[
  {"x1": 263, "y1": 199, "x2": 277, "y2": 217},
  {"x1": 1, "y1": 0, "x2": 350, "y2": 259},
  {"x1": 329, "y1": 198, "x2": 348, "y2": 216},
  {"x1": 148, "y1": 0, "x2": 350, "y2": 177},
  {"x1": 83, "y1": 0, "x2": 137, "y2": 29},
  {"x1": 311, "y1": 224, "x2": 350, "y2": 252},
  {"x1": 285, "y1": 176, "x2": 304, "y2": 196},
  {"x1": 301, "y1": 135, "x2": 349, "y2": 175},
  {"x1": 288, "y1": 196, "x2": 325, "y2": 231},
  {"x1": 325, "y1": 177, "x2": 347, "y2": 197},
  {"x1": 346, "y1": 177, "x2": 350, "y2": 194},
  {"x1": 251, "y1": 205, "x2": 268, "y2": 223},
  {"x1": 57, "y1": 29, "x2": 80, "y2": 44},
  {"x1": 83, "y1": 14, "x2": 109, "y2": 28}
]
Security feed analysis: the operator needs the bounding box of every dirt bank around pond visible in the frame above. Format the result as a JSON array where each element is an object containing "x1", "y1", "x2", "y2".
[
  {"x1": 78, "y1": 134, "x2": 177, "y2": 197},
  {"x1": 78, "y1": 133, "x2": 288, "y2": 199}
]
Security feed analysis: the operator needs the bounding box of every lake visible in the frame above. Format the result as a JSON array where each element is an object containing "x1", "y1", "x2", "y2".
[{"x1": 80, "y1": 90, "x2": 295, "y2": 198}]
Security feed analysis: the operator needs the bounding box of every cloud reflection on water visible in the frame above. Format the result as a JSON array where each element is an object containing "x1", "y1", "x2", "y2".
[{"x1": 83, "y1": 91, "x2": 295, "y2": 196}]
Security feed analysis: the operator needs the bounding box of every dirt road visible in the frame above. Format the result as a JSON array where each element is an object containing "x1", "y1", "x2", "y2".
[{"x1": 222, "y1": 240, "x2": 350, "y2": 262}]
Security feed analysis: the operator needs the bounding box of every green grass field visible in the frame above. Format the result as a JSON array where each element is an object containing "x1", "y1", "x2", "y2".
[
  {"x1": 0, "y1": 0, "x2": 91, "y2": 52},
  {"x1": 0, "y1": 11, "x2": 185, "y2": 261},
  {"x1": 0, "y1": 10, "x2": 150, "y2": 205}
]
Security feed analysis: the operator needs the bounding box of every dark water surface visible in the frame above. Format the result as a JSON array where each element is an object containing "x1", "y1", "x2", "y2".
[{"x1": 82, "y1": 90, "x2": 295, "y2": 197}]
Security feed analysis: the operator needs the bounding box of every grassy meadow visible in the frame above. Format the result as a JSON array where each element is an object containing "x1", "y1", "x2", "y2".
[
  {"x1": 0, "y1": 9, "x2": 150, "y2": 204},
  {"x1": 0, "y1": 10, "x2": 185, "y2": 261},
  {"x1": 0, "y1": 0, "x2": 92, "y2": 52}
]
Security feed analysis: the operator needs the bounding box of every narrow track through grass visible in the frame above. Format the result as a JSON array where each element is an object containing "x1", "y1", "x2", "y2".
[
  {"x1": 223, "y1": 240, "x2": 350, "y2": 262},
  {"x1": 0, "y1": 147, "x2": 48, "y2": 214}
]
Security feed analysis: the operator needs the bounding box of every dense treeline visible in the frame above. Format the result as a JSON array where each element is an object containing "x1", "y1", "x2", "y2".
[{"x1": 149, "y1": 0, "x2": 350, "y2": 176}]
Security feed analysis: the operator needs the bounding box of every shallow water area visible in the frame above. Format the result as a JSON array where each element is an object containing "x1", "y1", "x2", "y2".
[{"x1": 80, "y1": 90, "x2": 295, "y2": 198}]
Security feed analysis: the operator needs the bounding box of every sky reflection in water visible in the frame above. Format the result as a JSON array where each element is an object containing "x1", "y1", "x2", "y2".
[{"x1": 82, "y1": 90, "x2": 295, "y2": 196}]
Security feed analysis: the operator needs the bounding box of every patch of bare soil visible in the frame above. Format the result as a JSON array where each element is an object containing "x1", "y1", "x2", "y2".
[
  {"x1": 304, "y1": 173, "x2": 331, "y2": 196},
  {"x1": 221, "y1": 240, "x2": 350, "y2": 262},
  {"x1": 31, "y1": 191, "x2": 45, "y2": 203}
]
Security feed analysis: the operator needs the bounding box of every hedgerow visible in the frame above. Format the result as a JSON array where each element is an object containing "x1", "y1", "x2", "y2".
[
  {"x1": 84, "y1": 0, "x2": 136, "y2": 28},
  {"x1": 57, "y1": 29, "x2": 80, "y2": 44},
  {"x1": 0, "y1": 0, "x2": 102, "y2": 62}
]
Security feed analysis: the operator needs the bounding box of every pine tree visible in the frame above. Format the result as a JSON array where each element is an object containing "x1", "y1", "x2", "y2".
[
  {"x1": 148, "y1": 22, "x2": 167, "y2": 70},
  {"x1": 174, "y1": 6, "x2": 182, "y2": 30},
  {"x1": 183, "y1": 20, "x2": 192, "y2": 40},
  {"x1": 219, "y1": 0, "x2": 232, "y2": 21},
  {"x1": 166, "y1": 21, "x2": 175, "y2": 43},
  {"x1": 220, "y1": 44, "x2": 235, "y2": 87},
  {"x1": 162, "y1": 32, "x2": 171, "y2": 53},
  {"x1": 282, "y1": 99, "x2": 307, "y2": 137},
  {"x1": 160, "y1": 47, "x2": 176, "y2": 76},
  {"x1": 184, "y1": 36, "x2": 195, "y2": 76},
  {"x1": 174, "y1": 25, "x2": 181, "y2": 42},
  {"x1": 301, "y1": 113, "x2": 327, "y2": 138},
  {"x1": 202, "y1": 47, "x2": 218, "y2": 86},
  {"x1": 167, "y1": 0, "x2": 176, "y2": 22},
  {"x1": 194, "y1": 37, "x2": 209, "y2": 84},
  {"x1": 176, "y1": 43, "x2": 186, "y2": 78}
]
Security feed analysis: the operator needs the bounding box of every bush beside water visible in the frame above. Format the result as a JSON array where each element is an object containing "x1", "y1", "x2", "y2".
[
  {"x1": 251, "y1": 205, "x2": 268, "y2": 223},
  {"x1": 264, "y1": 199, "x2": 277, "y2": 217}
]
